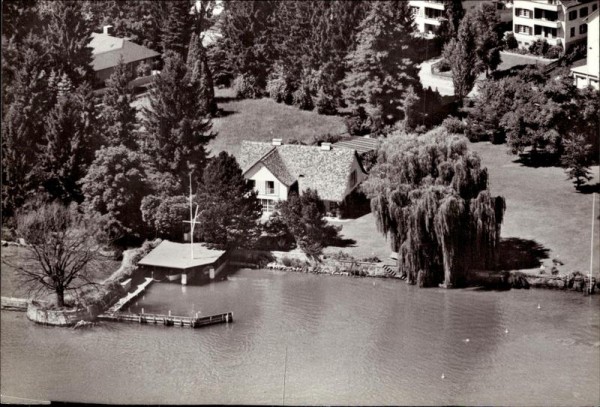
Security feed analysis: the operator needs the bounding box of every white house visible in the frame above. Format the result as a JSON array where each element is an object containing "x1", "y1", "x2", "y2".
[
  {"x1": 89, "y1": 26, "x2": 160, "y2": 87},
  {"x1": 238, "y1": 140, "x2": 368, "y2": 218},
  {"x1": 408, "y1": 1, "x2": 511, "y2": 37},
  {"x1": 571, "y1": 9, "x2": 599, "y2": 89},
  {"x1": 512, "y1": 0, "x2": 599, "y2": 50}
]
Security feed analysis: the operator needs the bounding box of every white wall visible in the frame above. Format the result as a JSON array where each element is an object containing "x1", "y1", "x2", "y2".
[
  {"x1": 587, "y1": 13, "x2": 599, "y2": 76},
  {"x1": 244, "y1": 163, "x2": 289, "y2": 202}
]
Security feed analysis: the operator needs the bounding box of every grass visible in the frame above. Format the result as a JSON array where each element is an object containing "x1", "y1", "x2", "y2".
[
  {"x1": 209, "y1": 88, "x2": 347, "y2": 158},
  {"x1": 0, "y1": 246, "x2": 122, "y2": 299},
  {"x1": 131, "y1": 88, "x2": 347, "y2": 159},
  {"x1": 326, "y1": 142, "x2": 599, "y2": 277},
  {"x1": 469, "y1": 142, "x2": 599, "y2": 277}
]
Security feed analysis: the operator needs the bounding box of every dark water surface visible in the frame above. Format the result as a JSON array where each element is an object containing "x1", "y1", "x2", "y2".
[{"x1": 2, "y1": 269, "x2": 599, "y2": 405}]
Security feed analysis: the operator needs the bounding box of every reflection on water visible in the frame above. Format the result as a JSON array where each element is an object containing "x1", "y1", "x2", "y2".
[{"x1": 1, "y1": 268, "x2": 599, "y2": 405}]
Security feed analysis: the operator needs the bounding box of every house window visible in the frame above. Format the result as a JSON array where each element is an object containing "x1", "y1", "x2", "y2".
[
  {"x1": 516, "y1": 8, "x2": 531, "y2": 18},
  {"x1": 580, "y1": 24, "x2": 588, "y2": 35},
  {"x1": 593, "y1": 4, "x2": 598, "y2": 12},
  {"x1": 328, "y1": 201, "x2": 339, "y2": 216},
  {"x1": 571, "y1": 27, "x2": 576, "y2": 37},
  {"x1": 580, "y1": 7, "x2": 588, "y2": 18},
  {"x1": 515, "y1": 24, "x2": 532, "y2": 35},
  {"x1": 349, "y1": 170, "x2": 357, "y2": 187},
  {"x1": 260, "y1": 199, "x2": 275, "y2": 213},
  {"x1": 248, "y1": 179, "x2": 256, "y2": 189},
  {"x1": 569, "y1": 10, "x2": 578, "y2": 20},
  {"x1": 265, "y1": 181, "x2": 275, "y2": 195}
]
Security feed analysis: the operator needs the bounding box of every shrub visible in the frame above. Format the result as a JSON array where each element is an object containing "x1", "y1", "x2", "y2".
[
  {"x1": 442, "y1": 116, "x2": 466, "y2": 134},
  {"x1": 315, "y1": 87, "x2": 338, "y2": 115},
  {"x1": 281, "y1": 256, "x2": 308, "y2": 268},
  {"x1": 528, "y1": 39, "x2": 549, "y2": 56},
  {"x1": 545, "y1": 45, "x2": 563, "y2": 59},
  {"x1": 328, "y1": 251, "x2": 355, "y2": 261},
  {"x1": 345, "y1": 106, "x2": 372, "y2": 136},
  {"x1": 232, "y1": 74, "x2": 261, "y2": 99},
  {"x1": 266, "y1": 69, "x2": 293, "y2": 104},
  {"x1": 434, "y1": 59, "x2": 451, "y2": 73},
  {"x1": 504, "y1": 32, "x2": 518, "y2": 50},
  {"x1": 361, "y1": 256, "x2": 381, "y2": 263},
  {"x1": 292, "y1": 86, "x2": 314, "y2": 111},
  {"x1": 136, "y1": 61, "x2": 152, "y2": 77}
]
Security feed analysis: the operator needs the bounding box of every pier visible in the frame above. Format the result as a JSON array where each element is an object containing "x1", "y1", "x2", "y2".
[
  {"x1": 1, "y1": 297, "x2": 28, "y2": 312},
  {"x1": 106, "y1": 277, "x2": 154, "y2": 313},
  {"x1": 97, "y1": 311, "x2": 233, "y2": 328}
]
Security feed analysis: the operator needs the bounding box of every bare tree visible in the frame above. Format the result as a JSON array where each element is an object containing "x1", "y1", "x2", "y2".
[{"x1": 5, "y1": 201, "x2": 106, "y2": 308}]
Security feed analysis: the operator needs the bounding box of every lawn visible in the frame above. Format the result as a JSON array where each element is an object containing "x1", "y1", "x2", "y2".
[
  {"x1": 325, "y1": 141, "x2": 599, "y2": 277},
  {"x1": 209, "y1": 88, "x2": 347, "y2": 158},
  {"x1": 131, "y1": 88, "x2": 347, "y2": 159},
  {"x1": 0, "y1": 246, "x2": 122, "y2": 299}
]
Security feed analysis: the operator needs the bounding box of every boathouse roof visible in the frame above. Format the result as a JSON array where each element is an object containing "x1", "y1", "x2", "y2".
[{"x1": 138, "y1": 240, "x2": 226, "y2": 270}]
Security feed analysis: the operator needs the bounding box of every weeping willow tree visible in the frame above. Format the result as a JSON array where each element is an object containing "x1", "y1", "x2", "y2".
[{"x1": 363, "y1": 127, "x2": 505, "y2": 287}]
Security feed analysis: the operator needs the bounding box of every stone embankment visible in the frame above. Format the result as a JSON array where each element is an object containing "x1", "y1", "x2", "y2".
[{"x1": 24, "y1": 239, "x2": 163, "y2": 326}]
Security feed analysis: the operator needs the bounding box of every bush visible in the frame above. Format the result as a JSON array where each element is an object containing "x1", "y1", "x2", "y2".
[
  {"x1": 292, "y1": 86, "x2": 314, "y2": 111},
  {"x1": 442, "y1": 116, "x2": 466, "y2": 134},
  {"x1": 232, "y1": 74, "x2": 261, "y2": 99},
  {"x1": 504, "y1": 32, "x2": 518, "y2": 50},
  {"x1": 545, "y1": 45, "x2": 563, "y2": 59},
  {"x1": 528, "y1": 39, "x2": 549, "y2": 57},
  {"x1": 315, "y1": 87, "x2": 337, "y2": 115},
  {"x1": 266, "y1": 70, "x2": 293, "y2": 104},
  {"x1": 136, "y1": 61, "x2": 152, "y2": 77},
  {"x1": 345, "y1": 106, "x2": 372, "y2": 136},
  {"x1": 281, "y1": 256, "x2": 308, "y2": 268},
  {"x1": 433, "y1": 59, "x2": 451, "y2": 73}
]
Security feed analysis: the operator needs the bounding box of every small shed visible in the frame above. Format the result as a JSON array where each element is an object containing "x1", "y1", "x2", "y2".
[{"x1": 138, "y1": 240, "x2": 227, "y2": 284}]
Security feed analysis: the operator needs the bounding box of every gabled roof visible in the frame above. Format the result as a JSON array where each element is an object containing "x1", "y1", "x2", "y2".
[
  {"x1": 240, "y1": 141, "x2": 366, "y2": 202},
  {"x1": 90, "y1": 33, "x2": 160, "y2": 72}
]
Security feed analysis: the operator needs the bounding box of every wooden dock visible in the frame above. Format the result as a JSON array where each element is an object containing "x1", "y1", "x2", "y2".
[
  {"x1": 1, "y1": 297, "x2": 28, "y2": 312},
  {"x1": 107, "y1": 277, "x2": 154, "y2": 313},
  {"x1": 97, "y1": 311, "x2": 233, "y2": 328}
]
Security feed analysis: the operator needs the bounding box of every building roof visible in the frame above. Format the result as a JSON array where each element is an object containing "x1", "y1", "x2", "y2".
[
  {"x1": 90, "y1": 33, "x2": 160, "y2": 72},
  {"x1": 560, "y1": 0, "x2": 597, "y2": 9},
  {"x1": 240, "y1": 141, "x2": 366, "y2": 202},
  {"x1": 333, "y1": 136, "x2": 381, "y2": 154},
  {"x1": 138, "y1": 240, "x2": 226, "y2": 270}
]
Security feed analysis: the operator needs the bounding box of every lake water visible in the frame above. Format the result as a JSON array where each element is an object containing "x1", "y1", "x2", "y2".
[{"x1": 1, "y1": 269, "x2": 599, "y2": 405}]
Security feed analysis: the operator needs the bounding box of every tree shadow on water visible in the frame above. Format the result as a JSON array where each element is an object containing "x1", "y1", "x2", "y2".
[
  {"x1": 577, "y1": 182, "x2": 600, "y2": 194},
  {"x1": 496, "y1": 237, "x2": 550, "y2": 270}
]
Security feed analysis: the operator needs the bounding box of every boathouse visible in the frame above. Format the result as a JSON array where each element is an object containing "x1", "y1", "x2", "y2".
[{"x1": 138, "y1": 240, "x2": 228, "y2": 285}]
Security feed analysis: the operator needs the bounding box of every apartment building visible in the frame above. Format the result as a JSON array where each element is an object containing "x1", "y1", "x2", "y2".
[
  {"x1": 571, "y1": 9, "x2": 599, "y2": 89},
  {"x1": 408, "y1": 1, "x2": 512, "y2": 37},
  {"x1": 513, "y1": 0, "x2": 599, "y2": 49}
]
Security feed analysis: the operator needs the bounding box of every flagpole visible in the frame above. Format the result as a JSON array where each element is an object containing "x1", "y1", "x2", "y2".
[
  {"x1": 190, "y1": 171, "x2": 194, "y2": 260},
  {"x1": 590, "y1": 192, "x2": 596, "y2": 294}
]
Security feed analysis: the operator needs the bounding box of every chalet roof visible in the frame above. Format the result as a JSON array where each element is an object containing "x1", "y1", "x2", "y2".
[
  {"x1": 90, "y1": 33, "x2": 160, "y2": 72},
  {"x1": 333, "y1": 136, "x2": 381, "y2": 154},
  {"x1": 138, "y1": 240, "x2": 226, "y2": 270},
  {"x1": 240, "y1": 141, "x2": 366, "y2": 202}
]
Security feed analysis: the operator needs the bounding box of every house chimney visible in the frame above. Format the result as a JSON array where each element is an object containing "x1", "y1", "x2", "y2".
[
  {"x1": 103, "y1": 25, "x2": 114, "y2": 35},
  {"x1": 272, "y1": 138, "x2": 282, "y2": 146},
  {"x1": 321, "y1": 142, "x2": 332, "y2": 151}
]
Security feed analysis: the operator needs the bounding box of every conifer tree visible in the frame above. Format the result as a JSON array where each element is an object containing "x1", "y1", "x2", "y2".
[
  {"x1": 218, "y1": 0, "x2": 278, "y2": 92},
  {"x1": 443, "y1": 15, "x2": 479, "y2": 104},
  {"x1": 40, "y1": 1, "x2": 94, "y2": 86},
  {"x1": 100, "y1": 58, "x2": 138, "y2": 148},
  {"x1": 343, "y1": 1, "x2": 421, "y2": 132},
  {"x1": 141, "y1": 51, "x2": 214, "y2": 189},
  {"x1": 161, "y1": 0, "x2": 193, "y2": 57},
  {"x1": 37, "y1": 81, "x2": 98, "y2": 204},
  {"x1": 194, "y1": 152, "x2": 262, "y2": 249},
  {"x1": 186, "y1": 33, "x2": 217, "y2": 116}
]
